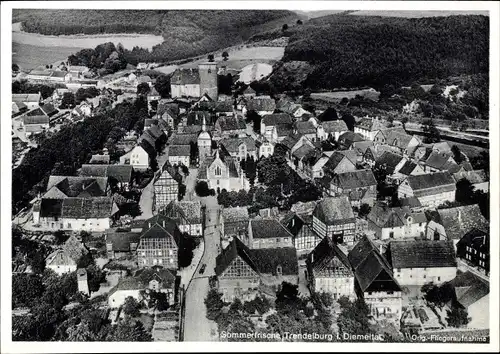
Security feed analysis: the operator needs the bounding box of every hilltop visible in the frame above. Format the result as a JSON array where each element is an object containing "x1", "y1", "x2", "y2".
[
  {"x1": 267, "y1": 14, "x2": 489, "y2": 91},
  {"x1": 12, "y1": 10, "x2": 298, "y2": 63}
]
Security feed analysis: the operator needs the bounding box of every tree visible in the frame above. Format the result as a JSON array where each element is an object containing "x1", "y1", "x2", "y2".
[
  {"x1": 86, "y1": 264, "x2": 106, "y2": 293},
  {"x1": 13, "y1": 63, "x2": 20, "y2": 72},
  {"x1": 154, "y1": 74, "x2": 170, "y2": 98},
  {"x1": 297, "y1": 19, "x2": 303, "y2": 25},
  {"x1": 337, "y1": 298, "x2": 373, "y2": 338},
  {"x1": 282, "y1": 24, "x2": 289, "y2": 32},
  {"x1": 207, "y1": 54, "x2": 215, "y2": 62},
  {"x1": 422, "y1": 119, "x2": 441, "y2": 143},
  {"x1": 204, "y1": 289, "x2": 224, "y2": 321},
  {"x1": 318, "y1": 107, "x2": 339, "y2": 122},
  {"x1": 123, "y1": 296, "x2": 141, "y2": 317},
  {"x1": 246, "y1": 110, "x2": 262, "y2": 133},
  {"x1": 59, "y1": 92, "x2": 76, "y2": 109},
  {"x1": 195, "y1": 181, "x2": 212, "y2": 197},
  {"x1": 358, "y1": 203, "x2": 371, "y2": 218},
  {"x1": 317, "y1": 291, "x2": 334, "y2": 308},
  {"x1": 341, "y1": 112, "x2": 356, "y2": 131},
  {"x1": 178, "y1": 233, "x2": 197, "y2": 268},
  {"x1": 421, "y1": 282, "x2": 454, "y2": 308},
  {"x1": 137, "y1": 82, "x2": 150, "y2": 96},
  {"x1": 446, "y1": 306, "x2": 471, "y2": 328},
  {"x1": 455, "y1": 178, "x2": 476, "y2": 205},
  {"x1": 222, "y1": 51, "x2": 229, "y2": 61},
  {"x1": 106, "y1": 319, "x2": 152, "y2": 341},
  {"x1": 401, "y1": 116, "x2": 409, "y2": 129},
  {"x1": 12, "y1": 274, "x2": 45, "y2": 308},
  {"x1": 451, "y1": 145, "x2": 464, "y2": 164}
]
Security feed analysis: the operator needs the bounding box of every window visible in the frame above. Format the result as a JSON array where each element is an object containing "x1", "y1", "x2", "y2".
[
  {"x1": 423, "y1": 275, "x2": 426, "y2": 279},
  {"x1": 389, "y1": 231, "x2": 394, "y2": 239},
  {"x1": 437, "y1": 277, "x2": 441, "y2": 281},
  {"x1": 276, "y1": 238, "x2": 280, "y2": 243},
  {"x1": 276, "y1": 265, "x2": 283, "y2": 276},
  {"x1": 215, "y1": 166, "x2": 222, "y2": 176}
]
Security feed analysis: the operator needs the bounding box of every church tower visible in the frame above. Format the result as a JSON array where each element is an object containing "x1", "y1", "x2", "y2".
[
  {"x1": 198, "y1": 115, "x2": 212, "y2": 163},
  {"x1": 198, "y1": 62, "x2": 218, "y2": 101}
]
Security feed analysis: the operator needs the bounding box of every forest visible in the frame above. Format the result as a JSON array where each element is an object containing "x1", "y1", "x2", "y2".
[
  {"x1": 14, "y1": 10, "x2": 297, "y2": 64},
  {"x1": 269, "y1": 14, "x2": 489, "y2": 91}
]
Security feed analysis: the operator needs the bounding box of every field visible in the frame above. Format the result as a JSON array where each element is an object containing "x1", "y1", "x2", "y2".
[
  {"x1": 349, "y1": 10, "x2": 489, "y2": 18},
  {"x1": 310, "y1": 88, "x2": 381, "y2": 102},
  {"x1": 13, "y1": 42, "x2": 80, "y2": 71},
  {"x1": 155, "y1": 45, "x2": 284, "y2": 75},
  {"x1": 12, "y1": 22, "x2": 164, "y2": 50}
]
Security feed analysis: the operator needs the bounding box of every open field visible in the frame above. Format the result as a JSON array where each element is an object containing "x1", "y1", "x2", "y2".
[
  {"x1": 12, "y1": 22, "x2": 164, "y2": 50},
  {"x1": 13, "y1": 42, "x2": 80, "y2": 71},
  {"x1": 311, "y1": 88, "x2": 381, "y2": 102}
]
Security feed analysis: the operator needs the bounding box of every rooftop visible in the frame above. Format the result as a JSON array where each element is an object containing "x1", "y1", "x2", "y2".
[{"x1": 387, "y1": 240, "x2": 457, "y2": 269}]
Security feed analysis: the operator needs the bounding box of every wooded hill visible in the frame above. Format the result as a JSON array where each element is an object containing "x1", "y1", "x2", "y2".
[
  {"x1": 13, "y1": 10, "x2": 297, "y2": 63},
  {"x1": 268, "y1": 14, "x2": 489, "y2": 91}
]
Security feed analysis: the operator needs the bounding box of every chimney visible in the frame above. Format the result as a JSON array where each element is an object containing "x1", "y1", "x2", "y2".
[
  {"x1": 457, "y1": 209, "x2": 462, "y2": 225},
  {"x1": 148, "y1": 222, "x2": 151, "y2": 228},
  {"x1": 379, "y1": 243, "x2": 383, "y2": 255},
  {"x1": 163, "y1": 220, "x2": 166, "y2": 228}
]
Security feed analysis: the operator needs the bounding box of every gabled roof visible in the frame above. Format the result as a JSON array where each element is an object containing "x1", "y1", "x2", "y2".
[
  {"x1": 39, "y1": 197, "x2": 117, "y2": 219},
  {"x1": 249, "y1": 247, "x2": 298, "y2": 276},
  {"x1": 387, "y1": 240, "x2": 456, "y2": 269},
  {"x1": 140, "y1": 214, "x2": 181, "y2": 246},
  {"x1": 250, "y1": 218, "x2": 294, "y2": 239},
  {"x1": 294, "y1": 121, "x2": 316, "y2": 135},
  {"x1": 23, "y1": 115, "x2": 49, "y2": 125},
  {"x1": 348, "y1": 235, "x2": 401, "y2": 292},
  {"x1": 368, "y1": 204, "x2": 426, "y2": 229},
  {"x1": 246, "y1": 98, "x2": 276, "y2": 112},
  {"x1": 448, "y1": 271, "x2": 489, "y2": 308},
  {"x1": 46, "y1": 176, "x2": 109, "y2": 198},
  {"x1": 262, "y1": 113, "x2": 293, "y2": 126},
  {"x1": 375, "y1": 151, "x2": 405, "y2": 173},
  {"x1": 338, "y1": 132, "x2": 364, "y2": 146},
  {"x1": 323, "y1": 151, "x2": 350, "y2": 172},
  {"x1": 154, "y1": 161, "x2": 183, "y2": 184},
  {"x1": 215, "y1": 115, "x2": 246, "y2": 131},
  {"x1": 168, "y1": 133, "x2": 198, "y2": 146},
  {"x1": 106, "y1": 231, "x2": 140, "y2": 252},
  {"x1": 12, "y1": 93, "x2": 41, "y2": 103},
  {"x1": 79, "y1": 165, "x2": 133, "y2": 184},
  {"x1": 427, "y1": 204, "x2": 489, "y2": 240},
  {"x1": 157, "y1": 101, "x2": 180, "y2": 118},
  {"x1": 280, "y1": 212, "x2": 306, "y2": 237},
  {"x1": 215, "y1": 237, "x2": 259, "y2": 276},
  {"x1": 279, "y1": 134, "x2": 301, "y2": 150},
  {"x1": 313, "y1": 196, "x2": 355, "y2": 224},
  {"x1": 292, "y1": 143, "x2": 316, "y2": 160},
  {"x1": 219, "y1": 136, "x2": 256, "y2": 153},
  {"x1": 425, "y1": 151, "x2": 457, "y2": 170},
  {"x1": 398, "y1": 161, "x2": 419, "y2": 176},
  {"x1": 332, "y1": 169, "x2": 377, "y2": 190},
  {"x1": 89, "y1": 154, "x2": 110, "y2": 164},
  {"x1": 222, "y1": 206, "x2": 249, "y2": 223},
  {"x1": 109, "y1": 266, "x2": 176, "y2": 295},
  {"x1": 169, "y1": 145, "x2": 191, "y2": 157},
  {"x1": 187, "y1": 110, "x2": 216, "y2": 126},
  {"x1": 308, "y1": 237, "x2": 352, "y2": 275},
  {"x1": 322, "y1": 120, "x2": 348, "y2": 133},
  {"x1": 356, "y1": 118, "x2": 388, "y2": 131},
  {"x1": 406, "y1": 171, "x2": 456, "y2": 193},
  {"x1": 163, "y1": 201, "x2": 202, "y2": 224}
]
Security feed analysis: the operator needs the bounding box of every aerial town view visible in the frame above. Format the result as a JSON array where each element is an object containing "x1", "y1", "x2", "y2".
[{"x1": 7, "y1": 6, "x2": 493, "y2": 346}]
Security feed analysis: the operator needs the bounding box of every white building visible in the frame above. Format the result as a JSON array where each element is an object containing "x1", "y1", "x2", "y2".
[
  {"x1": 386, "y1": 240, "x2": 457, "y2": 286},
  {"x1": 397, "y1": 171, "x2": 456, "y2": 208},
  {"x1": 120, "y1": 145, "x2": 150, "y2": 171}
]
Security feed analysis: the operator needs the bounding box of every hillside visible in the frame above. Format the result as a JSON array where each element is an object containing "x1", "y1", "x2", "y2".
[
  {"x1": 12, "y1": 10, "x2": 298, "y2": 63},
  {"x1": 268, "y1": 14, "x2": 489, "y2": 91}
]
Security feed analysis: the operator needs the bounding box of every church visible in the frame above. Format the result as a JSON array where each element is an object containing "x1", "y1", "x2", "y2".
[{"x1": 170, "y1": 62, "x2": 218, "y2": 101}]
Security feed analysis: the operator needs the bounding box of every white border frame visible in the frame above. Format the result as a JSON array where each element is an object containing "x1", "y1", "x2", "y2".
[{"x1": 1, "y1": 1, "x2": 499, "y2": 352}]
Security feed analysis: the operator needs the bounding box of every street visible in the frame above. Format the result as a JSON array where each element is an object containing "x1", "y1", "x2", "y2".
[{"x1": 182, "y1": 196, "x2": 221, "y2": 341}]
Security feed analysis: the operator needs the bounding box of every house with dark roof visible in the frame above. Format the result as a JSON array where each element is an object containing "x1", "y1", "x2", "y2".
[
  {"x1": 301, "y1": 150, "x2": 331, "y2": 179},
  {"x1": 293, "y1": 120, "x2": 317, "y2": 141},
  {"x1": 79, "y1": 164, "x2": 133, "y2": 190},
  {"x1": 197, "y1": 148, "x2": 248, "y2": 192},
  {"x1": 168, "y1": 145, "x2": 191, "y2": 167},
  {"x1": 34, "y1": 197, "x2": 119, "y2": 232},
  {"x1": 220, "y1": 206, "x2": 250, "y2": 244},
  {"x1": 375, "y1": 151, "x2": 407, "y2": 178},
  {"x1": 367, "y1": 204, "x2": 427, "y2": 240},
  {"x1": 328, "y1": 169, "x2": 377, "y2": 207},
  {"x1": 373, "y1": 128, "x2": 420, "y2": 156},
  {"x1": 12, "y1": 93, "x2": 41, "y2": 110},
  {"x1": 281, "y1": 212, "x2": 321, "y2": 253},
  {"x1": 108, "y1": 266, "x2": 177, "y2": 309},
  {"x1": 170, "y1": 62, "x2": 218, "y2": 100},
  {"x1": 337, "y1": 131, "x2": 364, "y2": 149},
  {"x1": 219, "y1": 135, "x2": 257, "y2": 161},
  {"x1": 214, "y1": 115, "x2": 246, "y2": 138},
  {"x1": 422, "y1": 150, "x2": 460, "y2": 173},
  {"x1": 89, "y1": 154, "x2": 110, "y2": 164},
  {"x1": 426, "y1": 204, "x2": 489, "y2": 247},
  {"x1": 446, "y1": 271, "x2": 489, "y2": 329},
  {"x1": 260, "y1": 113, "x2": 293, "y2": 136},
  {"x1": 398, "y1": 171, "x2": 456, "y2": 208},
  {"x1": 456, "y1": 229, "x2": 489, "y2": 275},
  {"x1": 318, "y1": 120, "x2": 349, "y2": 141},
  {"x1": 137, "y1": 214, "x2": 183, "y2": 269},
  {"x1": 157, "y1": 100, "x2": 180, "y2": 129},
  {"x1": 215, "y1": 237, "x2": 298, "y2": 302},
  {"x1": 307, "y1": 237, "x2": 355, "y2": 299},
  {"x1": 312, "y1": 196, "x2": 356, "y2": 245},
  {"x1": 153, "y1": 162, "x2": 183, "y2": 211},
  {"x1": 243, "y1": 97, "x2": 276, "y2": 117},
  {"x1": 385, "y1": 240, "x2": 457, "y2": 286},
  {"x1": 21, "y1": 113, "x2": 50, "y2": 136},
  {"x1": 44, "y1": 176, "x2": 110, "y2": 199},
  {"x1": 348, "y1": 235, "x2": 402, "y2": 321},
  {"x1": 322, "y1": 151, "x2": 357, "y2": 179},
  {"x1": 105, "y1": 230, "x2": 140, "y2": 259},
  {"x1": 245, "y1": 218, "x2": 294, "y2": 249},
  {"x1": 163, "y1": 201, "x2": 203, "y2": 237},
  {"x1": 391, "y1": 160, "x2": 425, "y2": 185}
]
